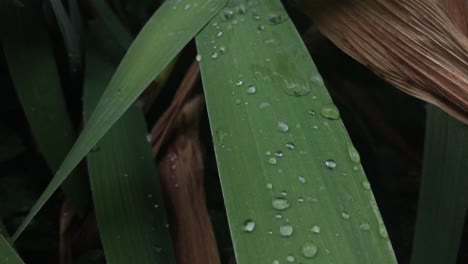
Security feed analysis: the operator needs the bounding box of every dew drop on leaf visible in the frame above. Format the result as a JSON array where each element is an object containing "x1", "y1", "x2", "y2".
[
  {"x1": 347, "y1": 143, "x2": 361, "y2": 164},
  {"x1": 272, "y1": 197, "x2": 290, "y2": 210},
  {"x1": 246, "y1": 85, "x2": 256, "y2": 94},
  {"x1": 320, "y1": 104, "x2": 340, "y2": 120},
  {"x1": 286, "y1": 142, "x2": 295, "y2": 150},
  {"x1": 311, "y1": 225, "x2": 320, "y2": 234},
  {"x1": 286, "y1": 254, "x2": 295, "y2": 262},
  {"x1": 280, "y1": 224, "x2": 294, "y2": 237},
  {"x1": 243, "y1": 219, "x2": 256, "y2": 232},
  {"x1": 278, "y1": 121, "x2": 289, "y2": 132},
  {"x1": 362, "y1": 181, "x2": 371, "y2": 190},
  {"x1": 268, "y1": 157, "x2": 277, "y2": 165},
  {"x1": 341, "y1": 212, "x2": 350, "y2": 220},
  {"x1": 325, "y1": 159, "x2": 337, "y2": 169},
  {"x1": 302, "y1": 241, "x2": 318, "y2": 258},
  {"x1": 360, "y1": 222, "x2": 371, "y2": 231}
]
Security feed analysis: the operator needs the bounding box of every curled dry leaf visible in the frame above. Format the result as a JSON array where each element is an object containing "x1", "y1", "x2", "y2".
[{"x1": 292, "y1": 0, "x2": 468, "y2": 124}]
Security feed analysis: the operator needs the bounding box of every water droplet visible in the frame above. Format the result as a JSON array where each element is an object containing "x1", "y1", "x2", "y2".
[
  {"x1": 302, "y1": 241, "x2": 318, "y2": 258},
  {"x1": 308, "y1": 110, "x2": 316, "y2": 116},
  {"x1": 298, "y1": 176, "x2": 306, "y2": 184},
  {"x1": 235, "y1": 80, "x2": 243, "y2": 86},
  {"x1": 268, "y1": 157, "x2": 277, "y2": 165},
  {"x1": 211, "y1": 52, "x2": 219, "y2": 59},
  {"x1": 312, "y1": 125, "x2": 319, "y2": 130},
  {"x1": 341, "y1": 212, "x2": 350, "y2": 220},
  {"x1": 280, "y1": 224, "x2": 293, "y2": 237},
  {"x1": 246, "y1": 85, "x2": 256, "y2": 94},
  {"x1": 223, "y1": 9, "x2": 235, "y2": 20},
  {"x1": 259, "y1": 102, "x2": 271, "y2": 109},
  {"x1": 216, "y1": 31, "x2": 223, "y2": 37},
  {"x1": 154, "y1": 204, "x2": 159, "y2": 208},
  {"x1": 257, "y1": 24, "x2": 265, "y2": 31},
  {"x1": 362, "y1": 181, "x2": 371, "y2": 190},
  {"x1": 272, "y1": 260, "x2": 279, "y2": 264},
  {"x1": 272, "y1": 197, "x2": 290, "y2": 210},
  {"x1": 282, "y1": 80, "x2": 310, "y2": 96},
  {"x1": 236, "y1": 4, "x2": 246, "y2": 14},
  {"x1": 275, "y1": 150, "x2": 283, "y2": 158},
  {"x1": 266, "y1": 151, "x2": 271, "y2": 156},
  {"x1": 219, "y1": 46, "x2": 226, "y2": 54},
  {"x1": 146, "y1": 134, "x2": 153, "y2": 143},
  {"x1": 353, "y1": 165, "x2": 360, "y2": 171},
  {"x1": 235, "y1": 99, "x2": 242, "y2": 105},
  {"x1": 297, "y1": 197, "x2": 304, "y2": 202},
  {"x1": 311, "y1": 75, "x2": 324, "y2": 86},
  {"x1": 275, "y1": 213, "x2": 282, "y2": 219},
  {"x1": 91, "y1": 145, "x2": 100, "y2": 152},
  {"x1": 243, "y1": 219, "x2": 256, "y2": 232},
  {"x1": 280, "y1": 190, "x2": 287, "y2": 196},
  {"x1": 347, "y1": 144, "x2": 361, "y2": 164},
  {"x1": 325, "y1": 159, "x2": 337, "y2": 169},
  {"x1": 379, "y1": 224, "x2": 389, "y2": 239},
  {"x1": 264, "y1": 38, "x2": 280, "y2": 46},
  {"x1": 184, "y1": 4, "x2": 191, "y2": 10},
  {"x1": 267, "y1": 12, "x2": 288, "y2": 25},
  {"x1": 278, "y1": 121, "x2": 289, "y2": 132},
  {"x1": 196, "y1": 54, "x2": 202, "y2": 61},
  {"x1": 286, "y1": 142, "x2": 295, "y2": 150},
  {"x1": 214, "y1": 130, "x2": 228, "y2": 147},
  {"x1": 311, "y1": 225, "x2": 321, "y2": 234},
  {"x1": 320, "y1": 104, "x2": 340, "y2": 120},
  {"x1": 286, "y1": 254, "x2": 295, "y2": 262},
  {"x1": 266, "y1": 183, "x2": 273, "y2": 189},
  {"x1": 360, "y1": 222, "x2": 371, "y2": 231}
]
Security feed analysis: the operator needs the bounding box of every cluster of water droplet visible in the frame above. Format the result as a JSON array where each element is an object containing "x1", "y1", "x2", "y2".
[{"x1": 199, "y1": 1, "x2": 390, "y2": 262}]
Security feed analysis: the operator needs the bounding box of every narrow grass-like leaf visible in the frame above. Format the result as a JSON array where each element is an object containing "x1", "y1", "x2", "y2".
[
  {"x1": 49, "y1": 0, "x2": 82, "y2": 73},
  {"x1": 67, "y1": 0, "x2": 84, "y2": 39},
  {"x1": 12, "y1": 0, "x2": 228, "y2": 242},
  {"x1": 0, "y1": 222, "x2": 8, "y2": 238},
  {"x1": 1, "y1": 2, "x2": 89, "y2": 214},
  {"x1": 83, "y1": 39, "x2": 175, "y2": 264},
  {"x1": 411, "y1": 105, "x2": 468, "y2": 264},
  {"x1": 0, "y1": 233, "x2": 24, "y2": 264},
  {"x1": 93, "y1": 0, "x2": 133, "y2": 51},
  {"x1": 196, "y1": 0, "x2": 396, "y2": 263}
]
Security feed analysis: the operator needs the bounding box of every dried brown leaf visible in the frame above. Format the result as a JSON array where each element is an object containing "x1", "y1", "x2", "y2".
[
  {"x1": 293, "y1": 0, "x2": 468, "y2": 124},
  {"x1": 158, "y1": 95, "x2": 221, "y2": 264}
]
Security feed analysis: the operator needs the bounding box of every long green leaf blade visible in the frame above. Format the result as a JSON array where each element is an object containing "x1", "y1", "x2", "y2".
[
  {"x1": 0, "y1": 234, "x2": 24, "y2": 264},
  {"x1": 1, "y1": 1, "x2": 89, "y2": 214},
  {"x1": 196, "y1": 0, "x2": 396, "y2": 263},
  {"x1": 93, "y1": 0, "x2": 133, "y2": 51},
  {"x1": 49, "y1": 0, "x2": 82, "y2": 73},
  {"x1": 411, "y1": 106, "x2": 468, "y2": 264},
  {"x1": 83, "y1": 39, "x2": 175, "y2": 264},
  {"x1": 12, "y1": 0, "x2": 228, "y2": 242}
]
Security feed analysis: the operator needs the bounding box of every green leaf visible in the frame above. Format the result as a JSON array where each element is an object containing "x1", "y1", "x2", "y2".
[
  {"x1": 83, "y1": 37, "x2": 175, "y2": 264},
  {"x1": 0, "y1": 123, "x2": 25, "y2": 163},
  {"x1": 93, "y1": 0, "x2": 133, "y2": 51},
  {"x1": 1, "y1": 2, "x2": 90, "y2": 215},
  {"x1": 12, "y1": 0, "x2": 228, "y2": 242},
  {"x1": 49, "y1": 0, "x2": 82, "y2": 73},
  {"x1": 411, "y1": 106, "x2": 468, "y2": 264},
  {"x1": 67, "y1": 0, "x2": 84, "y2": 40},
  {"x1": 0, "y1": 233, "x2": 24, "y2": 264},
  {"x1": 196, "y1": 0, "x2": 396, "y2": 263}
]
